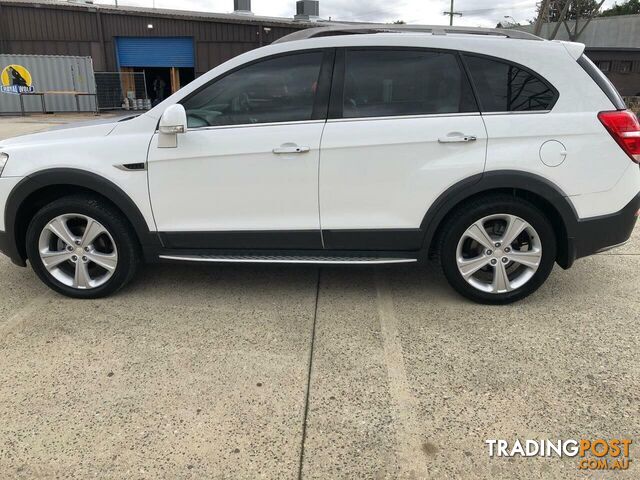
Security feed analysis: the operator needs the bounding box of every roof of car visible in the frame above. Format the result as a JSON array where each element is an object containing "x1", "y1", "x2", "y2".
[{"x1": 274, "y1": 25, "x2": 544, "y2": 44}]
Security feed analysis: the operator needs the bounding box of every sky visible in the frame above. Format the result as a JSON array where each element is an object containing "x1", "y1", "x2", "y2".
[{"x1": 96, "y1": 0, "x2": 618, "y2": 27}]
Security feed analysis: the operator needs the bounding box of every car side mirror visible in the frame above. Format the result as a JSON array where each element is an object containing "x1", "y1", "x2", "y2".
[{"x1": 158, "y1": 104, "x2": 187, "y2": 148}]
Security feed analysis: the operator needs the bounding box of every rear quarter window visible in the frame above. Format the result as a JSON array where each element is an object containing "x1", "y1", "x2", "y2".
[{"x1": 462, "y1": 54, "x2": 558, "y2": 112}]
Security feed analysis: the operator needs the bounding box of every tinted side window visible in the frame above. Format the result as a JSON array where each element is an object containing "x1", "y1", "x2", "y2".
[
  {"x1": 342, "y1": 49, "x2": 477, "y2": 118},
  {"x1": 182, "y1": 52, "x2": 323, "y2": 128},
  {"x1": 463, "y1": 55, "x2": 557, "y2": 112}
]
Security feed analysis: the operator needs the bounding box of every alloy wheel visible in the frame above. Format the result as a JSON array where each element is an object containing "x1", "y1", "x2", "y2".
[
  {"x1": 38, "y1": 213, "x2": 118, "y2": 290},
  {"x1": 455, "y1": 214, "x2": 542, "y2": 294}
]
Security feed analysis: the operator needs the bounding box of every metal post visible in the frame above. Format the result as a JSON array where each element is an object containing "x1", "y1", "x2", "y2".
[
  {"x1": 142, "y1": 71, "x2": 149, "y2": 100},
  {"x1": 443, "y1": 0, "x2": 462, "y2": 26}
]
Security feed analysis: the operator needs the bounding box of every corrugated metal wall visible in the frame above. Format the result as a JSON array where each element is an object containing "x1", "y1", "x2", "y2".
[
  {"x1": 0, "y1": 3, "x2": 305, "y2": 76},
  {"x1": 0, "y1": 54, "x2": 96, "y2": 113}
]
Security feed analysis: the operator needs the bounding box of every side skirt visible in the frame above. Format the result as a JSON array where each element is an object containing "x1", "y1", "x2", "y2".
[
  {"x1": 159, "y1": 254, "x2": 417, "y2": 265},
  {"x1": 152, "y1": 249, "x2": 420, "y2": 265}
]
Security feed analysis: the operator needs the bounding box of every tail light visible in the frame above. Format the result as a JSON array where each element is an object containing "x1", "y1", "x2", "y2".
[{"x1": 598, "y1": 110, "x2": 640, "y2": 164}]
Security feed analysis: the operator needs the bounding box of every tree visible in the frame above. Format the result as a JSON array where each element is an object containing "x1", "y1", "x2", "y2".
[
  {"x1": 534, "y1": 0, "x2": 605, "y2": 40},
  {"x1": 392, "y1": 20, "x2": 406, "y2": 24},
  {"x1": 600, "y1": 0, "x2": 640, "y2": 16},
  {"x1": 536, "y1": 0, "x2": 601, "y2": 22}
]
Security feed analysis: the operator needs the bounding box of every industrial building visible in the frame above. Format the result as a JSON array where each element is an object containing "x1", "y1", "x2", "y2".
[
  {"x1": 0, "y1": 0, "x2": 322, "y2": 107},
  {"x1": 519, "y1": 14, "x2": 640, "y2": 96},
  {"x1": 2, "y1": 0, "x2": 638, "y2": 110}
]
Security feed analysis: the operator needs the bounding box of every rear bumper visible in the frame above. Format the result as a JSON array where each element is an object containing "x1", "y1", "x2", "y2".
[{"x1": 571, "y1": 192, "x2": 640, "y2": 261}]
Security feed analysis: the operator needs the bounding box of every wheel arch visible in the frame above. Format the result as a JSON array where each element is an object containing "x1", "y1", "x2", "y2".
[
  {"x1": 4, "y1": 168, "x2": 158, "y2": 266},
  {"x1": 421, "y1": 171, "x2": 579, "y2": 269}
]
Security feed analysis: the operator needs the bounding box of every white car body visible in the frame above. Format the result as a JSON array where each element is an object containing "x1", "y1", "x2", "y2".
[{"x1": 1, "y1": 27, "x2": 639, "y2": 302}]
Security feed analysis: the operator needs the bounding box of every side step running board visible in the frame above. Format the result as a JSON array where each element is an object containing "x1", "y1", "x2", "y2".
[{"x1": 159, "y1": 254, "x2": 417, "y2": 265}]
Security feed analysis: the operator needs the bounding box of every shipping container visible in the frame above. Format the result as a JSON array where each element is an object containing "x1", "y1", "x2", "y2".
[{"x1": 0, "y1": 54, "x2": 97, "y2": 114}]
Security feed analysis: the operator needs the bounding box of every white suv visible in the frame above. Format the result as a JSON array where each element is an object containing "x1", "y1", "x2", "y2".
[{"x1": 0, "y1": 26, "x2": 638, "y2": 304}]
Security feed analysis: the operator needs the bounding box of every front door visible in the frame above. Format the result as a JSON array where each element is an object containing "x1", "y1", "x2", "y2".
[
  {"x1": 319, "y1": 48, "x2": 488, "y2": 250},
  {"x1": 147, "y1": 50, "x2": 331, "y2": 250}
]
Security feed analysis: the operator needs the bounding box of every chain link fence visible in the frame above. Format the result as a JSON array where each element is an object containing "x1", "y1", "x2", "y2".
[{"x1": 95, "y1": 72, "x2": 150, "y2": 111}]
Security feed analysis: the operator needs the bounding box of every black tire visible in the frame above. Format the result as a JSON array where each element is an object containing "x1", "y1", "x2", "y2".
[
  {"x1": 26, "y1": 194, "x2": 140, "y2": 299},
  {"x1": 437, "y1": 195, "x2": 556, "y2": 305}
]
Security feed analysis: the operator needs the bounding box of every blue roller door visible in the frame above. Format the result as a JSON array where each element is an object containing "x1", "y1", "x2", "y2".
[{"x1": 116, "y1": 37, "x2": 194, "y2": 68}]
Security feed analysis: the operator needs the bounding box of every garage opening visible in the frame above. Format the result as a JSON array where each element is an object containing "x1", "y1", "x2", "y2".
[{"x1": 115, "y1": 37, "x2": 195, "y2": 104}]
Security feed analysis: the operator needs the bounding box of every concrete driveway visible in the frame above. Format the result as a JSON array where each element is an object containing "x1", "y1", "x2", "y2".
[{"x1": 0, "y1": 115, "x2": 638, "y2": 479}]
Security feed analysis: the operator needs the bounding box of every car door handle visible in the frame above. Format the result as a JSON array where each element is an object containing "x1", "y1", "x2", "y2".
[
  {"x1": 438, "y1": 135, "x2": 477, "y2": 143},
  {"x1": 273, "y1": 145, "x2": 311, "y2": 154}
]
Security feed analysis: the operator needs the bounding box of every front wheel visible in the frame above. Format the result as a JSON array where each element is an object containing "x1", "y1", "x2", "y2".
[
  {"x1": 438, "y1": 195, "x2": 556, "y2": 304},
  {"x1": 26, "y1": 195, "x2": 139, "y2": 299}
]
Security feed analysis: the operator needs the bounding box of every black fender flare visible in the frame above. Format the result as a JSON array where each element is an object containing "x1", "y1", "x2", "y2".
[
  {"x1": 4, "y1": 168, "x2": 159, "y2": 266},
  {"x1": 419, "y1": 170, "x2": 579, "y2": 268}
]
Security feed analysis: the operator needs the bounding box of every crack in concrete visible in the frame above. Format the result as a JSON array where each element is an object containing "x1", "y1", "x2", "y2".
[{"x1": 297, "y1": 268, "x2": 321, "y2": 480}]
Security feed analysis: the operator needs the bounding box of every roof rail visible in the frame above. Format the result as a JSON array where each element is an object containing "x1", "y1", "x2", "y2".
[{"x1": 274, "y1": 24, "x2": 543, "y2": 44}]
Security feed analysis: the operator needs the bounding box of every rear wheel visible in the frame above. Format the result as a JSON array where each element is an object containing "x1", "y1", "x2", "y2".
[
  {"x1": 438, "y1": 195, "x2": 556, "y2": 304},
  {"x1": 26, "y1": 195, "x2": 139, "y2": 298}
]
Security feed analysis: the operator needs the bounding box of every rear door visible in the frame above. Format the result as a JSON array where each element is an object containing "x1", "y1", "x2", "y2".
[{"x1": 318, "y1": 48, "x2": 487, "y2": 250}]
